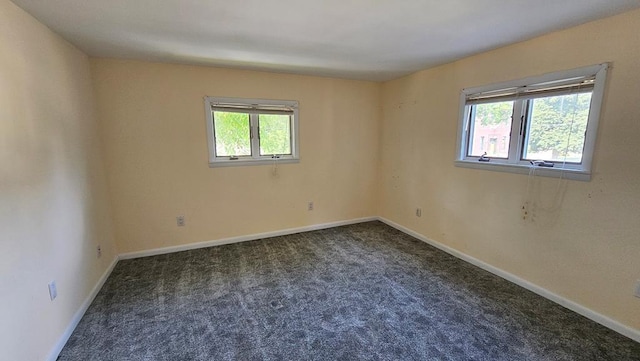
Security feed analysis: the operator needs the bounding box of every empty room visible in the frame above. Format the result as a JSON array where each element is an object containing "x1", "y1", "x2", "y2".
[{"x1": 2, "y1": 0, "x2": 640, "y2": 360}]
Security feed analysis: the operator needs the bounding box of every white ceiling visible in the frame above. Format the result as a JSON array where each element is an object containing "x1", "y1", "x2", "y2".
[{"x1": 11, "y1": 0, "x2": 640, "y2": 81}]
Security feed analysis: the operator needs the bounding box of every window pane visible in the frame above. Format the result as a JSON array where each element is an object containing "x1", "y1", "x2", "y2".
[
  {"x1": 213, "y1": 111, "x2": 251, "y2": 157},
  {"x1": 259, "y1": 114, "x2": 291, "y2": 155},
  {"x1": 468, "y1": 101, "x2": 513, "y2": 158},
  {"x1": 523, "y1": 92, "x2": 592, "y2": 163}
]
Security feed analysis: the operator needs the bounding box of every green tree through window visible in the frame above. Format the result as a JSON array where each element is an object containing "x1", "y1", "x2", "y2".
[
  {"x1": 525, "y1": 92, "x2": 591, "y2": 162},
  {"x1": 475, "y1": 101, "x2": 513, "y2": 126},
  {"x1": 205, "y1": 96, "x2": 299, "y2": 166},
  {"x1": 214, "y1": 111, "x2": 251, "y2": 156},
  {"x1": 259, "y1": 114, "x2": 291, "y2": 155}
]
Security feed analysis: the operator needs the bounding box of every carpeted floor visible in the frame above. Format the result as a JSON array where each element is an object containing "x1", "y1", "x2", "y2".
[{"x1": 58, "y1": 221, "x2": 640, "y2": 360}]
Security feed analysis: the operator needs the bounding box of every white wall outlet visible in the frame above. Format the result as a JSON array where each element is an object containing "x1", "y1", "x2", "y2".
[
  {"x1": 416, "y1": 208, "x2": 422, "y2": 217},
  {"x1": 48, "y1": 281, "x2": 57, "y2": 301},
  {"x1": 635, "y1": 280, "x2": 640, "y2": 298},
  {"x1": 308, "y1": 201, "x2": 314, "y2": 211},
  {"x1": 96, "y1": 245, "x2": 102, "y2": 258},
  {"x1": 176, "y1": 215, "x2": 185, "y2": 227}
]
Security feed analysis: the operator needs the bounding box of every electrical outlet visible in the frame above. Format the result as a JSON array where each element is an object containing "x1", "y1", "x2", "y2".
[
  {"x1": 176, "y1": 215, "x2": 185, "y2": 227},
  {"x1": 635, "y1": 280, "x2": 640, "y2": 298},
  {"x1": 308, "y1": 201, "x2": 314, "y2": 211},
  {"x1": 48, "y1": 281, "x2": 57, "y2": 301},
  {"x1": 416, "y1": 208, "x2": 422, "y2": 217},
  {"x1": 96, "y1": 245, "x2": 102, "y2": 258}
]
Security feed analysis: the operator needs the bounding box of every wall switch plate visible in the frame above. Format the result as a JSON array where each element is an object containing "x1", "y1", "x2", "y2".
[
  {"x1": 176, "y1": 215, "x2": 185, "y2": 227},
  {"x1": 635, "y1": 280, "x2": 640, "y2": 298},
  {"x1": 48, "y1": 281, "x2": 57, "y2": 301},
  {"x1": 308, "y1": 202, "x2": 314, "y2": 211},
  {"x1": 416, "y1": 208, "x2": 422, "y2": 217}
]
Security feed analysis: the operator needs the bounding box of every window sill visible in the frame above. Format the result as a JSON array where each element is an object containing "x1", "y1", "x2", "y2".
[
  {"x1": 209, "y1": 158, "x2": 299, "y2": 168},
  {"x1": 454, "y1": 160, "x2": 591, "y2": 181}
]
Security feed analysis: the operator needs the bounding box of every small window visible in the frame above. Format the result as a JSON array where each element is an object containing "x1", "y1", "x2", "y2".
[
  {"x1": 467, "y1": 100, "x2": 514, "y2": 159},
  {"x1": 456, "y1": 64, "x2": 608, "y2": 181},
  {"x1": 521, "y1": 92, "x2": 592, "y2": 163},
  {"x1": 204, "y1": 97, "x2": 299, "y2": 167},
  {"x1": 258, "y1": 114, "x2": 292, "y2": 156}
]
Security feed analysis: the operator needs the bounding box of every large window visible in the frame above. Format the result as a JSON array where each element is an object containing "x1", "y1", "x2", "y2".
[
  {"x1": 205, "y1": 97, "x2": 299, "y2": 167},
  {"x1": 456, "y1": 64, "x2": 608, "y2": 181}
]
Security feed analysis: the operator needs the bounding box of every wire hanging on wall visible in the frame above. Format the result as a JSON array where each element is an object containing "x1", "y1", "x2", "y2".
[
  {"x1": 522, "y1": 82, "x2": 584, "y2": 223},
  {"x1": 272, "y1": 154, "x2": 280, "y2": 176}
]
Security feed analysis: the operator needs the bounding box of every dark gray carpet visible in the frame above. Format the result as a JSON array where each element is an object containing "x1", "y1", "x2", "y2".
[{"x1": 58, "y1": 221, "x2": 640, "y2": 360}]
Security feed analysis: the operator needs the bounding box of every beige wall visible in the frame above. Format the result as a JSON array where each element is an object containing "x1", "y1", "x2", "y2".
[
  {"x1": 0, "y1": 1, "x2": 117, "y2": 360},
  {"x1": 91, "y1": 59, "x2": 381, "y2": 254},
  {"x1": 3, "y1": 2, "x2": 638, "y2": 358},
  {"x1": 379, "y1": 9, "x2": 640, "y2": 330}
]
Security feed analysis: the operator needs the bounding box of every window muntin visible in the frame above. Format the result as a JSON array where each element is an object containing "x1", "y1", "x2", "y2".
[
  {"x1": 456, "y1": 64, "x2": 608, "y2": 180},
  {"x1": 204, "y1": 97, "x2": 299, "y2": 167}
]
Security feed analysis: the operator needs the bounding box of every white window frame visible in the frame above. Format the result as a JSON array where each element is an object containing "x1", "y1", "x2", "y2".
[
  {"x1": 204, "y1": 96, "x2": 300, "y2": 167},
  {"x1": 455, "y1": 63, "x2": 609, "y2": 181}
]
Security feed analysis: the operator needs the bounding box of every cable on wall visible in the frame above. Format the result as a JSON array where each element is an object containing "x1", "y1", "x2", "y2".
[
  {"x1": 522, "y1": 82, "x2": 584, "y2": 222},
  {"x1": 272, "y1": 154, "x2": 280, "y2": 176}
]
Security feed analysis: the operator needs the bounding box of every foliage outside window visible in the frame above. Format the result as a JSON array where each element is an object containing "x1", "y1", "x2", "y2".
[
  {"x1": 205, "y1": 97, "x2": 299, "y2": 167},
  {"x1": 456, "y1": 64, "x2": 608, "y2": 181}
]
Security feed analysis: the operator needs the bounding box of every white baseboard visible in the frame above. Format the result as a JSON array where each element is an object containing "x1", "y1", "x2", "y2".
[
  {"x1": 377, "y1": 216, "x2": 640, "y2": 343},
  {"x1": 44, "y1": 217, "x2": 376, "y2": 361},
  {"x1": 46, "y1": 256, "x2": 119, "y2": 361},
  {"x1": 45, "y1": 215, "x2": 638, "y2": 361},
  {"x1": 119, "y1": 216, "x2": 378, "y2": 260}
]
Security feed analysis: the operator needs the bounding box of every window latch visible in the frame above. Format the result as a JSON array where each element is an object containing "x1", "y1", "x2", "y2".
[
  {"x1": 530, "y1": 160, "x2": 554, "y2": 167},
  {"x1": 229, "y1": 156, "x2": 239, "y2": 160},
  {"x1": 479, "y1": 152, "x2": 490, "y2": 162}
]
